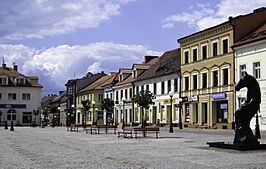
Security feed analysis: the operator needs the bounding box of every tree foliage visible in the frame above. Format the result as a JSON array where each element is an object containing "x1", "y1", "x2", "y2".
[
  {"x1": 81, "y1": 100, "x2": 91, "y2": 112},
  {"x1": 134, "y1": 90, "x2": 154, "y2": 109},
  {"x1": 101, "y1": 98, "x2": 114, "y2": 113}
]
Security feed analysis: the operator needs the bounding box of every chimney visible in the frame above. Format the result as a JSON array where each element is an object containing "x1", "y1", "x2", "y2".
[
  {"x1": 59, "y1": 91, "x2": 64, "y2": 95},
  {"x1": 86, "y1": 72, "x2": 93, "y2": 77},
  {"x1": 2, "y1": 63, "x2": 6, "y2": 68},
  {"x1": 13, "y1": 65, "x2": 18, "y2": 71}
]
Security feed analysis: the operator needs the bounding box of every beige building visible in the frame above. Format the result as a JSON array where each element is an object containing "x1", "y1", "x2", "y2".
[
  {"x1": 178, "y1": 22, "x2": 234, "y2": 129},
  {"x1": 177, "y1": 7, "x2": 266, "y2": 130}
]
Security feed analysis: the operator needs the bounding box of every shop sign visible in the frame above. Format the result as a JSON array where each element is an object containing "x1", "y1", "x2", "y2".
[
  {"x1": 220, "y1": 103, "x2": 228, "y2": 109},
  {"x1": 0, "y1": 104, "x2": 26, "y2": 109},
  {"x1": 188, "y1": 95, "x2": 198, "y2": 102},
  {"x1": 181, "y1": 97, "x2": 188, "y2": 102},
  {"x1": 212, "y1": 92, "x2": 226, "y2": 100},
  {"x1": 163, "y1": 99, "x2": 176, "y2": 104}
]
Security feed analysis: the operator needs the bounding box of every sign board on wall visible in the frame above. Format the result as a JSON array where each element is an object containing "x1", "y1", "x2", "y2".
[{"x1": 212, "y1": 92, "x2": 226, "y2": 100}]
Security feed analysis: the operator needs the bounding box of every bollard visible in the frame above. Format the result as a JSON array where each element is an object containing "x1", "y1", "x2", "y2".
[
  {"x1": 10, "y1": 121, "x2": 14, "y2": 131},
  {"x1": 5, "y1": 121, "x2": 8, "y2": 129}
]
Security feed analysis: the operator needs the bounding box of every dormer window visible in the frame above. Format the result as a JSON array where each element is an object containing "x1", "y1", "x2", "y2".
[
  {"x1": 119, "y1": 74, "x2": 123, "y2": 82},
  {"x1": 16, "y1": 76, "x2": 26, "y2": 85},
  {"x1": 0, "y1": 75, "x2": 8, "y2": 85}
]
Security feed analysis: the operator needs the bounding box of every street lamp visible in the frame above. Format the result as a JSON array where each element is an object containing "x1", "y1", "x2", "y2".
[
  {"x1": 122, "y1": 97, "x2": 127, "y2": 129},
  {"x1": 92, "y1": 101, "x2": 95, "y2": 125},
  {"x1": 178, "y1": 98, "x2": 183, "y2": 129},
  {"x1": 169, "y1": 91, "x2": 174, "y2": 133},
  {"x1": 71, "y1": 104, "x2": 74, "y2": 125},
  {"x1": 57, "y1": 107, "x2": 60, "y2": 127}
]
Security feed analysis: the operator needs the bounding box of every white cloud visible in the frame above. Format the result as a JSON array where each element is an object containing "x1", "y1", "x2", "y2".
[
  {"x1": 0, "y1": 42, "x2": 161, "y2": 94},
  {"x1": 0, "y1": 0, "x2": 131, "y2": 40},
  {"x1": 162, "y1": 0, "x2": 266, "y2": 30}
]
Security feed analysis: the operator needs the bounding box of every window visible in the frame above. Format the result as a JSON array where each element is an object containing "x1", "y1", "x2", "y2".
[
  {"x1": 116, "y1": 91, "x2": 118, "y2": 101},
  {"x1": 146, "y1": 85, "x2": 149, "y2": 91},
  {"x1": 202, "y1": 45, "x2": 207, "y2": 59},
  {"x1": 202, "y1": 73, "x2": 207, "y2": 89},
  {"x1": 193, "y1": 48, "x2": 197, "y2": 62},
  {"x1": 239, "y1": 64, "x2": 246, "y2": 78},
  {"x1": 120, "y1": 90, "x2": 123, "y2": 99},
  {"x1": 110, "y1": 93, "x2": 113, "y2": 100},
  {"x1": 253, "y1": 62, "x2": 260, "y2": 79},
  {"x1": 141, "y1": 85, "x2": 144, "y2": 91},
  {"x1": 22, "y1": 112, "x2": 32, "y2": 123},
  {"x1": 213, "y1": 71, "x2": 218, "y2": 87},
  {"x1": 125, "y1": 89, "x2": 128, "y2": 99},
  {"x1": 222, "y1": 39, "x2": 228, "y2": 54},
  {"x1": 193, "y1": 75, "x2": 197, "y2": 90},
  {"x1": 7, "y1": 109, "x2": 16, "y2": 121},
  {"x1": 129, "y1": 88, "x2": 132, "y2": 99},
  {"x1": 22, "y1": 93, "x2": 31, "y2": 100},
  {"x1": 174, "y1": 78, "x2": 178, "y2": 92},
  {"x1": 0, "y1": 76, "x2": 8, "y2": 85},
  {"x1": 223, "y1": 69, "x2": 229, "y2": 85},
  {"x1": 106, "y1": 94, "x2": 109, "y2": 99},
  {"x1": 167, "y1": 80, "x2": 171, "y2": 93},
  {"x1": 212, "y1": 42, "x2": 218, "y2": 56},
  {"x1": 98, "y1": 94, "x2": 103, "y2": 102},
  {"x1": 8, "y1": 93, "x2": 16, "y2": 100},
  {"x1": 184, "y1": 51, "x2": 189, "y2": 64},
  {"x1": 16, "y1": 77, "x2": 25, "y2": 85},
  {"x1": 161, "y1": 81, "x2": 165, "y2": 94},
  {"x1": 184, "y1": 77, "x2": 189, "y2": 91},
  {"x1": 153, "y1": 83, "x2": 157, "y2": 95},
  {"x1": 0, "y1": 93, "x2": 2, "y2": 100},
  {"x1": 136, "y1": 86, "x2": 139, "y2": 94}
]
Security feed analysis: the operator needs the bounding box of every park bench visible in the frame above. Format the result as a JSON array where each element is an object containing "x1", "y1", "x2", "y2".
[
  {"x1": 118, "y1": 126, "x2": 159, "y2": 139},
  {"x1": 85, "y1": 124, "x2": 117, "y2": 134}
]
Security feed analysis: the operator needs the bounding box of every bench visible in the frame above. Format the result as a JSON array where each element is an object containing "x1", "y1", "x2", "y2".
[
  {"x1": 67, "y1": 124, "x2": 78, "y2": 132},
  {"x1": 118, "y1": 126, "x2": 159, "y2": 139},
  {"x1": 85, "y1": 125, "x2": 117, "y2": 134}
]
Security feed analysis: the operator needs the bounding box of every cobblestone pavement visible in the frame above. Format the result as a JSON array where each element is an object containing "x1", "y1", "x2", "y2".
[{"x1": 1, "y1": 127, "x2": 266, "y2": 169}]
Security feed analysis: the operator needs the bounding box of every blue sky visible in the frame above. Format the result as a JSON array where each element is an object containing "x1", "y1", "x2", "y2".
[{"x1": 0, "y1": 0, "x2": 265, "y2": 95}]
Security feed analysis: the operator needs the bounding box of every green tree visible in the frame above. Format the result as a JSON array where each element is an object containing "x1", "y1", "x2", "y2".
[
  {"x1": 134, "y1": 90, "x2": 154, "y2": 128},
  {"x1": 101, "y1": 98, "x2": 114, "y2": 125},
  {"x1": 81, "y1": 100, "x2": 91, "y2": 125}
]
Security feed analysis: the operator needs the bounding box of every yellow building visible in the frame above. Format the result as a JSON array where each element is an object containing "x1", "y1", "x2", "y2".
[
  {"x1": 76, "y1": 75, "x2": 109, "y2": 125},
  {"x1": 178, "y1": 22, "x2": 235, "y2": 129}
]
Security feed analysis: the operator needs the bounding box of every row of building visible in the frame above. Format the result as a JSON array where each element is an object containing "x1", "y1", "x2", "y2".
[{"x1": 1, "y1": 8, "x2": 266, "y2": 130}]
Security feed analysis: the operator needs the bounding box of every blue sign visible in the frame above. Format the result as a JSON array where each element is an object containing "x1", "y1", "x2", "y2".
[
  {"x1": 220, "y1": 103, "x2": 228, "y2": 109},
  {"x1": 0, "y1": 104, "x2": 27, "y2": 109},
  {"x1": 212, "y1": 92, "x2": 226, "y2": 100}
]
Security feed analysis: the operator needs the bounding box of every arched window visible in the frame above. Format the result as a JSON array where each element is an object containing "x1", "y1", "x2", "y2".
[{"x1": 7, "y1": 109, "x2": 16, "y2": 121}]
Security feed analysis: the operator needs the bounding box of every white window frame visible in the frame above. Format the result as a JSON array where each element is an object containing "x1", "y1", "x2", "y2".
[
  {"x1": 239, "y1": 64, "x2": 246, "y2": 79},
  {"x1": 191, "y1": 71, "x2": 199, "y2": 90},
  {"x1": 183, "y1": 48, "x2": 189, "y2": 64},
  {"x1": 221, "y1": 36, "x2": 229, "y2": 55},
  {"x1": 183, "y1": 73, "x2": 190, "y2": 91},
  {"x1": 16, "y1": 76, "x2": 26, "y2": 85},
  {"x1": 211, "y1": 39, "x2": 219, "y2": 57},
  {"x1": 221, "y1": 64, "x2": 230, "y2": 85},
  {"x1": 200, "y1": 69, "x2": 208, "y2": 89},
  {"x1": 211, "y1": 67, "x2": 219, "y2": 87},
  {"x1": 192, "y1": 46, "x2": 198, "y2": 62},
  {"x1": 253, "y1": 61, "x2": 261, "y2": 79},
  {"x1": 201, "y1": 43, "x2": 208, "y2": 60},
  {"x1": 0, "y1": 75, "x2": 8, "y2": 85}
]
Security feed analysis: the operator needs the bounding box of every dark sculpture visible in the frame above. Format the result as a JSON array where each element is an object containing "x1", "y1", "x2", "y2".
[{"x1": 234, "y1": 72, "x2": 260, "y2": 144}]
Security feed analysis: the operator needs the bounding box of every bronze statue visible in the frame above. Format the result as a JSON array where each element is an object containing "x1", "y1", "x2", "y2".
[{"x1": 234, "y1": 72, "x2": 260, "y2": 144}]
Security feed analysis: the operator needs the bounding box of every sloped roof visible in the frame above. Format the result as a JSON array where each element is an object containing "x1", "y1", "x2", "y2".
[
  {"x1": 119, "y1": 68, "x2": 132, "y2": 74},
  {"x1": 134, "y1": 48, "x2": 180, "y2": 82},
  {"x1": 100, "y1": 72, "x2": 118, "y2": 87},
  {"x1": 0, "y1": 66, "x2": 42, "y2": 88},
  {"x1": 78, "y1": 75, "x2": 109, "y2": 94},
  {"x1": 233, "y1": 21, "x2": 266, "y2": 47}
]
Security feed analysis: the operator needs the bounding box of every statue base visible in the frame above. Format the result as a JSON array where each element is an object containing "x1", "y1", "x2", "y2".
[{"x1": 207, "y1": 142, "x2": 266, "y2": 151}]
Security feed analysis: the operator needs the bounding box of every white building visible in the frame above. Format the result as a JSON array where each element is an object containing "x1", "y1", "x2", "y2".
[
  {"x1": 0, "y1": 64, "x2": 42, "y2": 126},
  {"x1": 234, "y1": 23, "x2": 266, "y2": 130},
  {"x1": 134, "y1": 49, "x2": 180, "y2": 126}
]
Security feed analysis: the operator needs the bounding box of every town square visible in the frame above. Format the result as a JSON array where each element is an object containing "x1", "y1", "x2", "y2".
[{"x1": 1, "y1": 0, "x2": 266, "y2": 168}]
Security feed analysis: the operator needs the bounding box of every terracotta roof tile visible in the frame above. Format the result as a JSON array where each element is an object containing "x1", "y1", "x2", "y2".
[{"x1": 78, "y1": 75, "x2": 110, "y2": 94}]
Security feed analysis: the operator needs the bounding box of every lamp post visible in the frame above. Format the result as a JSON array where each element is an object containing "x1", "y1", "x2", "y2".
[
  {"x1": 71, "y1": 104, "x2": 74, "y2": 125},
  {"x1": 169, "y1": 91, "x2": 174, "y2": 133},
  {"x1": 92, "y1": 101, "x2": 95, "y2": 125},
  {"x1": 57, "y1": 107, "x2": 60, "y2": 127},
  {"x1": 122, "y1": 97, "x2": 127, "y2": 129},
  {"x1": 178, "y1": 98, "x2": 183, "y2": 129}
]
